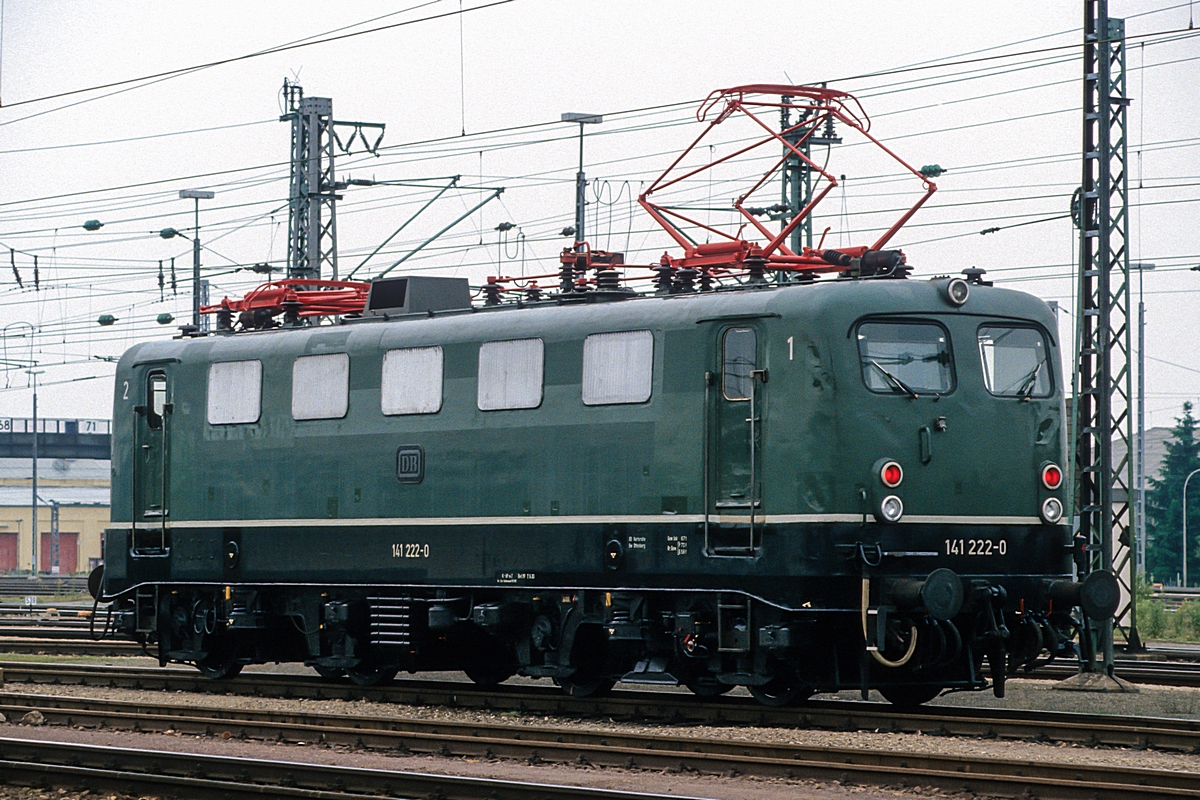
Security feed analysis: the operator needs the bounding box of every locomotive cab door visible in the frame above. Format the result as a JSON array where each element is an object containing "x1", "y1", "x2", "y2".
[
  {"x1": 704, "y1": 324, "x2": 766, "y2": 556},
  {"x1": 132, "y1": 368, "x2": 172, "y2": 554}
]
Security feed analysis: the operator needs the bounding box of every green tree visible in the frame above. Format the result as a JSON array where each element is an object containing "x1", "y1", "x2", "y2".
[{"x1": 1146, "y1": 402, "x2": 1200, "y2": 585}]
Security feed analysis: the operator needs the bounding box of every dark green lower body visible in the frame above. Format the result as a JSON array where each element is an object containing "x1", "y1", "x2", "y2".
[{"x1": 100, "y1": 518, "x2": 1079, "y2": 705}]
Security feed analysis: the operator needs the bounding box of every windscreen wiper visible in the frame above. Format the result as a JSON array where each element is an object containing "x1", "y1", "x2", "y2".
[
  {"x1": 869, "y1": 360, "x2": 919, "y2": 399},
  {"x1": 1013, "y1": 360, "x2": 1046, "y2": 399}
]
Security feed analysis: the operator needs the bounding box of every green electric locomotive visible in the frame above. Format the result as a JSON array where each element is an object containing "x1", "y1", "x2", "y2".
[
  {"x1": 99, "y1": 268, "x2": 1115, "y2": 706},
  {"x1": 96, "y1": 84, "x2": 1117, "y2": 706}
]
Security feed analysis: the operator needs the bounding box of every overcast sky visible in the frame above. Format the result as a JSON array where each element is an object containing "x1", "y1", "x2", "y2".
[{"x1": 0, "y1": 0, "x2": 1196, "y2": 427}]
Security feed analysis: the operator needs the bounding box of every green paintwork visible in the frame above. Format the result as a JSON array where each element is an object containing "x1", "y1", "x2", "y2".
[
  {"x1": 112, "y1": 279, "x2": 1063, "y2": 526},
  {"x1": 106, "y1": 277, "x2": 1068, "y2": 608}
]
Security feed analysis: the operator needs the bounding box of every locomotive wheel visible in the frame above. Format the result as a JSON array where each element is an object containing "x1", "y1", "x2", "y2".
[
  {"x1": 879, "y1": 683, "x2": 943, "y2": 708},
  {"x1": 464, "y1": 663, "x2": 516, "y2": 687},
  {"x1": 553, "y1": 675, "x2": 616, "y2": 698},
  {"x1": 196, "y1": 657, "x2": 243, "y2": 681},
  {"x1": 347, "y1": 664, "x2": 398, "y2": 687},
  {"x1": 684, "y1": 675, "x2": 733, "y2": 698},
  {"x1": 312, "y1": 665, "x2": 346, "y2": 681},
  {"x1": 748, "y1": 675, "x2": 813, "y2": 707}
]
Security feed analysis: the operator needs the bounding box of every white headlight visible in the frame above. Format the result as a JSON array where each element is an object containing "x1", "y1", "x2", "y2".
[
  {"x1": 939, "y1": 277, "x2": 969, "y2": 307},
  {"x1": 1041, "y1": 497, "x2": 1064, "y2": 524},
  {"x1": 879, "y1": 495, "x2": 904, "y2": 523}
]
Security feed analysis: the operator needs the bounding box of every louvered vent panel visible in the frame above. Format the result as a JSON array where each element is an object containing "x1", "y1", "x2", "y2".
[{"x1": 368, "y1": 596, "x2": 412, "y2": 647}]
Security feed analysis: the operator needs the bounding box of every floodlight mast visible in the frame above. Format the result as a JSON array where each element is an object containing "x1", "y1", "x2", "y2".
[
  {"x1": 561, "y1": 113, "x2": 604, "y2": 252},
  {"x1": 179, "y1": 189, "x2": 215, "y2": 330}
]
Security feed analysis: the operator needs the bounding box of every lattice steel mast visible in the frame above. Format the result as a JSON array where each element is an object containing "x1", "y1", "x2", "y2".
[
  {"x1": 280, "y1": 80, "x2": 385, "y2": 281},
  {"x1": 1073, "y1": 0, "x2": 1138, "y2": 676},
  {"x1": 779, "y1": 92, "x2": 840, "y2": 255}
]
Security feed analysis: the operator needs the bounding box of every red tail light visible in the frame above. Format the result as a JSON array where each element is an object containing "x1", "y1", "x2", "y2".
[
  {"x1": 881, "y1": 461, "x2": 903, "y2": 488},
  {"x1": 1041, "y1": 463, "x2": 1063, "y2": 490}
]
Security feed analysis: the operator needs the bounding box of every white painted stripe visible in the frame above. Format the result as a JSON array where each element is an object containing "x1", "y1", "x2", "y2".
[
  {"x1": 764, "y1": 514, "x2": 864, "y2": 524},
  {"x1": 899, "y1": 515, "x2": 1042, "y2": 525},
  {"x1": 118, "y1": 512, "x2": 1042, "y2": 530},
  {"x1": 128, "y1": 514, "x2": 705, "y2": 530}
]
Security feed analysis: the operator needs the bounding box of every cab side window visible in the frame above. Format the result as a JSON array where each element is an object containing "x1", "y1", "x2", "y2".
[
  {"x1": 722, "y1": 328, "x2": 756, "y2": 401},
  {"x1": 147, "y1": 373, "x2": 167, "y2": 430}
]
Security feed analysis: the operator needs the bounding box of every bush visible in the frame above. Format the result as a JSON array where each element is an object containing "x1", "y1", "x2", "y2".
[
  {"x1": 1170, "y1": 600, "x2": 1200, "y2": 640},
  {"x1": 1141, "y1": 599, "x2": 1168, "y2": 638}
]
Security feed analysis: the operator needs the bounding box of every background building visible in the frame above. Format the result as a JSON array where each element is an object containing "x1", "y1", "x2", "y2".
[{"x1": 0, "y1": 418, "x2": 110, "y2": 574}]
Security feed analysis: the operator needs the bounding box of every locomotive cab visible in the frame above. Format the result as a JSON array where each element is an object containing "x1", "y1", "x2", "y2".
[{"x1": 801, "y1": 275, "x2": 1089, "y2": 703}]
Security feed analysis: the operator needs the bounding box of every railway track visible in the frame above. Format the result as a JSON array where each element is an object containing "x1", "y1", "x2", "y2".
[
  {"x1": 7, "y1": 616, "x2": 1200, "y2": 685},
  {"x1": 0, "y1": 638, "x2": 145, "y2": 657},
  {"x1": 3, "y1": 636, "x2": 1200, "y2": 688},
  {"x1": 10, "y1": 640, "x2": 1192, "y2": 681},
  {"x1": 1029, "y1": 658, "x2": 1200, "y2": 687},
  {"x1": 6, "y1": 624, "x2": 1200, "y2": 688},
  {"x1": 0, "y1": 689, "x2": 1196, "y2": 798},
  {"x1": 0, "y1": 737, "x2": 692, "y2": 800},
  {"x1": 5, "y1": 660, "x2": 1200, "y2": 753}
]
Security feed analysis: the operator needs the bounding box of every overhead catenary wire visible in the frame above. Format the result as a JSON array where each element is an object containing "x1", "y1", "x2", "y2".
[
  {"x1": 4, "y1": 22, "x2": 1195, "y2": 216},
  {"x1": 0, "y1": 0, "x2": 514, "y2": 112},
  {"x1": 2, "y1": 17, "x2": 1196, "y2": 390},
  {"x1": 4, "y1": 26, "x2": 1190, "y2": 235}
]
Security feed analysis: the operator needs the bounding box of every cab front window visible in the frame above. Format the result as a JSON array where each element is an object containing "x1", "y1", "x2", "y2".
[
  {"x1": 978, "y1": 325, "x2": 1052, "y2": 398},
  {"x1": 857, "y1": 321, "x2": 954, "y2": 396}
]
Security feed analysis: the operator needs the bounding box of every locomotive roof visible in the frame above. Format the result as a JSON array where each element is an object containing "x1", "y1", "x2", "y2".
[{"x1": 118, "y1": 277, "x2": 1057, "y2": 369}]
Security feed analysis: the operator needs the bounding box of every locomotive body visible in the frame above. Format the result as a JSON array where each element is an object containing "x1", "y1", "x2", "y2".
[{"x1": 101, "y1": 273, "x2": 1108, "y2": 704}]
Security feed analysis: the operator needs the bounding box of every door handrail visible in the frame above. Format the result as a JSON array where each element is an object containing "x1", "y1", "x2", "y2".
[{"x1": 702, "y1": 371, "x2": 712, "y2": 554}]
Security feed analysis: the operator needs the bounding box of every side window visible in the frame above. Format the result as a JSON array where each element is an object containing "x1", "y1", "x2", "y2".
[
  {"x1": 382, "y1": 346, "x2": 444, "y2": 415},
  {"x1": 292, "y1": 353, "x2": 350, "y2": 420},
  {"x1": 207, "y1": 360, "x2": 262, "y2": 425},
  {"x1": 478, "y1": 338, "x2": 544, "y2": 410},
  {"x1": 857, "y1": 321, "x2": 954, "y2": 395},
  {"x1": 582, "y1": 330, "x2": 654, "y2": 405},
  {"x1": 722, "y1": 328, "x2": 756, "y2": 401},
  {"x1": 978, "y1": 325, "x2": 1052, "y2": 397},
  {"x1": 147, "y1": 373, "x2": 167, "y2": 430}
]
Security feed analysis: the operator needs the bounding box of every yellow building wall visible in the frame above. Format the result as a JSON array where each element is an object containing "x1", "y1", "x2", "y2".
[{"x1": 0, "y1": 505, "x2": 108, "y2": 574}]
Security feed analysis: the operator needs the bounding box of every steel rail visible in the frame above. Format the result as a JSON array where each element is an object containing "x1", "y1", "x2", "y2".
[
  {"x1": 0, "y1": 625, "x2": 110, "y2": 637},
  {"x1": 1, "y1": 692, "x2": 1197, "y2": 799},
  {"x1": 9, "y1": 633, "x2": 1200, "y2": 685},
  {"x1": 0, "y1": 737, "x2": 695, "y2": 800},
  {"x1": 1031, "y1": 659, "x2": 1200, "y2": 687},
  {"x1": 4, "y1": 661, "x2": 1200, "y2": 752},
  {"x1": 0, "y1": 639, "x2": 144, "y2": 656}
]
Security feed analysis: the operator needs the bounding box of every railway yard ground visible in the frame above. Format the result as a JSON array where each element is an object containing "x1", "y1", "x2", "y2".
[
  {"x1": 0, "y1": 607, "x2": 1197, "y2": 797},
  {"x1": 0, "y1": 652, "x2": 1197, "y2": 798}
]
